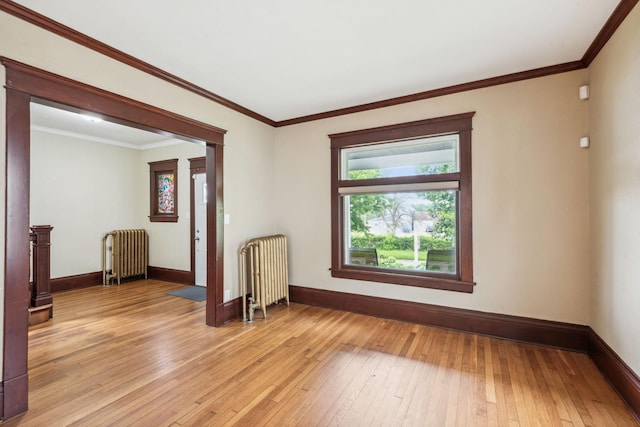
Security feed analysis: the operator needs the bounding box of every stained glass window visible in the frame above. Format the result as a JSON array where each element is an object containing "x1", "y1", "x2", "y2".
[
  {"x1": 157, "y1": 173, "x2": 175, "y2": 214},
  {"x1": 149, "y1": 159, "x2": 179, "y2": 222}
]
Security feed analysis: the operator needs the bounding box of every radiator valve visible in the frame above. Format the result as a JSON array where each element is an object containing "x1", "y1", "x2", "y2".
[{"x1": 247, "y1": 296, "x2": 256, "y2": 322}]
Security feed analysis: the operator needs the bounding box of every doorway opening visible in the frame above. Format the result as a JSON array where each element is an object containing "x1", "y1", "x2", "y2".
[
  {"x1": 30, "y1": 102, "x2": 203, "y2": 291},
  {"x1": 2, "y1": 57, "x2": 227, "y2": 419},
  {"x1": 189, "y1": 157, "x2": 207, "y2": 287}
]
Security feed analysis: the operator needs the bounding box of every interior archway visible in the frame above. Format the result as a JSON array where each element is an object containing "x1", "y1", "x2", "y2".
[{"x1": 2, "y1": 57, "x2": 227, "y2": 419}]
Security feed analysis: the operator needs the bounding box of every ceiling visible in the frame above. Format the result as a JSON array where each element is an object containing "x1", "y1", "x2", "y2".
[
  {"x1": 13, "y1": 0, "x2": 622, "y2": 124},
  {"x1": 30, "y1": 102, "x2": 188, "y2": 149}
]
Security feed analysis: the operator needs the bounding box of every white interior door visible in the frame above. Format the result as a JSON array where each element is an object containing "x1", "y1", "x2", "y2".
[{"x1": 194, "y1": 173, "x2": 207, "y2": 286}]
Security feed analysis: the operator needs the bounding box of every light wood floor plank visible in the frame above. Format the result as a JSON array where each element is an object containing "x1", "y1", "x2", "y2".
[{"x1": 2, "y1": 280, "x2": 638, "y2": 426}]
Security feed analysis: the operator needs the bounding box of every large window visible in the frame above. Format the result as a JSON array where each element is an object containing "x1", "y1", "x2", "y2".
[{"x1": 330, "y1": 113, "x2": 475, "y2": 292}]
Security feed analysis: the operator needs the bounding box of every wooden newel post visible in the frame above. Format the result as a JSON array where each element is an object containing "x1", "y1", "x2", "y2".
[{"x1": 30, "y1": 225, "x2": 54, "y2": 315}]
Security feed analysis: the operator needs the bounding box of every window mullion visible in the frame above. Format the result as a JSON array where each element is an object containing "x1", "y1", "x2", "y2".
[
  {"x1": 338, "y1": 181, "x2": 459, "y2": 195},
  {"x1": 338, "y1": 172, "x2": 461, "y2": 188}
]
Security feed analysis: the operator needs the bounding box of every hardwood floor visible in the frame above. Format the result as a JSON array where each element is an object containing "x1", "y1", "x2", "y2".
[{"x1": 3, "y1": 280, "x2": 638, "y2": 426}]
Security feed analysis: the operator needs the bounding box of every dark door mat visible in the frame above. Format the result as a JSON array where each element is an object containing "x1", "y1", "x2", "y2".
[{"x1": 166, "y1": 286, "x2": 206, "y2": 302}]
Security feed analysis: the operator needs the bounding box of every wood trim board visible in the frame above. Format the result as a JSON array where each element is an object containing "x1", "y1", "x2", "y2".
[
  {"x1": 51, "y1": 271, "x2": 102, "y2": 293},
  {"x1": 147, "y1": 266, "x2": 193, "y2": 285},
  {"x1": 2, "y1": 57, "x2": 226, "y2": 144},
  {"x1": 0, "y1": 0, "x2": 275, "y2": 127},
  {"x1": 277, "y1": 62, "x2": 584, "y2": 126},
  {"x1": 289, "y1": 285, "x2": 589, "y2": 352},
  {"x1": 223, "y1": 297, "x2": 242, "y2": 323},
  {"x1": 0, "y1": 0, "x2": 637, "y2": 126},
  {"x1": 589, "y1": 328, "x2": 640, "y2": 422},
  {"x1": 2, "y1": 87, "x2": 31, "y2": 420},
  {"x1": 582, "y1": 0, "x2": 640, "y2": 65},
  {"x1": 1, "y1": 374, "x2": 27, "y2": 422}
]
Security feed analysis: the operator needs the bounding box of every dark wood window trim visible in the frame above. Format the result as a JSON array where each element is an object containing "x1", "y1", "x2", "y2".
[
  {"x1": 149, "y1": 159, "x2": 179, "y2": 222},
  {"x1": 1, "y1": 57, "x2": 227, "y2": 419},
  {"x1": 330, "y1": 112, "x2": 475, "y2": 293}
]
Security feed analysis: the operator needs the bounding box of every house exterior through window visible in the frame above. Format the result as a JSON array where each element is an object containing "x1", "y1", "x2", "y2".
[{"x1": 330, "y1": 112, "x2": 475, "y2": 293}]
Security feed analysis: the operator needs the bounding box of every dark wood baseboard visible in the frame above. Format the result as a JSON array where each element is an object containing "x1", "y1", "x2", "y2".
[
  {"x1": 222, "y1": 297, "x2": 242, "y2": 323},
  {"x1": 290, "y1": 285, "x2": 589, "y2": 352},
  {"x1": 589, "y1": 328, "x2": 640, "y2": 422},
  {"x1": 51, "y1": 268, "x2": 196, "y2": 292},
  {"x1": 0, "y1": 381, "x2": 3, "y2": 421},
  {"x1": 147, "y1": 266, "x2": 193, "y2": 285},
  {"x1": 51, "y1": 271, "x2": 102, "y2": 293},
  {"x1": 289, "y1": 285, "x2": 640, "y2": 420},
  {"x1": 2, "y1": 374, "x2": 27, "y2": 421}
]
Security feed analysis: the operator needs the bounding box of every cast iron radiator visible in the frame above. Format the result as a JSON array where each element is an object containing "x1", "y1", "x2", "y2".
[
  {"x1": 102, "y1": 229, "x2": 148, "y2": 286},
  {"x1": 240, "y1": 234, "x2": 290, "y2": 321}
]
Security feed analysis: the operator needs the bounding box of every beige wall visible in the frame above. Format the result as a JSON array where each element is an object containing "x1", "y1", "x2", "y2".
[
  {"x1": 274, "y1": 70, "x2": 590, "y2": 325},
  {"x1": 588, "y1": 5, "x2": 640, "y2": 374},
  {"x1": 30, "y1": 129, "x2": 204, "y2": 278},
  {"x1": 30, "y1": 130, "x2": 143, "y2": 278},
  {"x1": 138, "y1": 142, "x2": 205, "y2": 271},
  {"x1": 0, "y1": 9, "x2": 278, "y2": 377},
  {"x1": 3, "y1": 4, "x2": 639, "y2": 381}
]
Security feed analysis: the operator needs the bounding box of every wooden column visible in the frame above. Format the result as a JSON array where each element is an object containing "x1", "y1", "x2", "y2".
[{"x1": 30, "y1": 225, "x2": 53, "y2": 317}]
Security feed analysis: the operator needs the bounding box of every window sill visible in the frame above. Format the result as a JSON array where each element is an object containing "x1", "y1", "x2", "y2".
[
  {"x1": 331, "y1": 267, "x2": 475, "y2": 293},
  {"x1": 149, "y1": 215, "x2": 179, "y2": 223}
]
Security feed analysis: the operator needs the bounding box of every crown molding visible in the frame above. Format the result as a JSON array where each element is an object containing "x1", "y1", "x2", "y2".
[
  {"x1": 1, "y1": 0, "x2": 637, "y2": 127},
  {"x1": 2, "y1": 56, "x2": 227, "y2": 144},
  {"x1": 31, "y1": 124, "x2": 184, "y2": 150},
  {"x1": 276, "y1": 62, "x2": 584, "y2": 127},
  {"x1": 0, "y1": 0, "x2": 275, "y2": 127},
  {"x1": 582, "y1": 0, "x2": 640, "y2": 66},
  {"x1": 277, "y1": 0, "x2": 638, "y2": 126}
]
